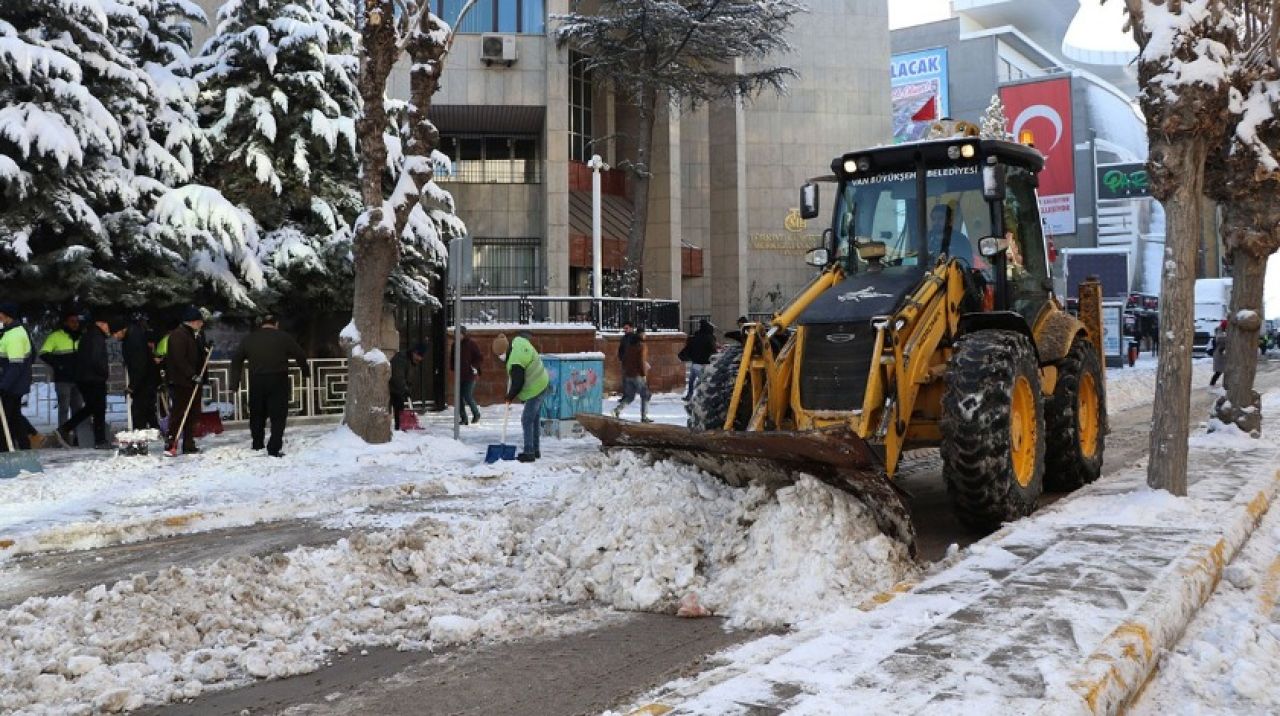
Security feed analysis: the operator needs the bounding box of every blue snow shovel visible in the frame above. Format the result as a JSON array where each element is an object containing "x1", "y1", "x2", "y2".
[
  {"x1": 0, "y1": 398, "x2": 41, "y2": 479},
  {"x1": 484, "y1": 404, "x2": 517, "y2": 463}
]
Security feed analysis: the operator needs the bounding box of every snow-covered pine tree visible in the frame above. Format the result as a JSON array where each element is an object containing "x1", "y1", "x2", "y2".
[
  {"x1": 194, "y1": 0, "x2": 363, "y2": 312},
  {"x1": 0, "y1": 0, "x2": 155, "y2": 302}
]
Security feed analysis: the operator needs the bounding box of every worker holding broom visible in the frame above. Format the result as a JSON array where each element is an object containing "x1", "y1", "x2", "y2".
[
  {"x1": 164, "y1": 307, "x2": 209, "y2": 456},
  {"x1": 493, "y1": 332, "x2": 549, "y2": 463}
]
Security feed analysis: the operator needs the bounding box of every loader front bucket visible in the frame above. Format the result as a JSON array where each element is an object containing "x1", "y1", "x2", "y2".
[{"x1": 576, "y1": 414, "x2": 915, "y2": 552}]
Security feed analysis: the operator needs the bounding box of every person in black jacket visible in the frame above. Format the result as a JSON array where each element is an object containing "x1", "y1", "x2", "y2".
[
  {"x1": 57, "y1": 313, "x2": 124, "y2": 449},
  {"x1": 121, "y1": 315, "x2": 161, "y2": 430},
  {"x1": 230, "y1": 315, "x2": 308, "y2": 456},
  {"x1": 388, "y1": 343, "x2": 425, "y2": 430},
  {"x1": 164, "y1": 307, "x2": 207, "y2": 455},
  {"x1": 679, "y1": 320, "x2": 718, "y2": 400}
]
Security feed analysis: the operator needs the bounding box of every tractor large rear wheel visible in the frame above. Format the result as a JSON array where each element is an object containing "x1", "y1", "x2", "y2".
[
  {"x1": 1044, "y1": 337, "x2": 1106, "y2": 491},
  {"x1": 688, "y1": 345, "x2": 751, "y2": 431},
  {"x1": 941, "y1": 330, "x2": 1045, "y2": 532}
]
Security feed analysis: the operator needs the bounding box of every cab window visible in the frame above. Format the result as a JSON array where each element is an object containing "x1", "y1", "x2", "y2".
[{"x1": 1003, "y1": 166, "x2": 1052, "y2": 321}]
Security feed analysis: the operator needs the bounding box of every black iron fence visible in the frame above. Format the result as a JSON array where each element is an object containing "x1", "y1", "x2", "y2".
[{"x1": 447, "y1": 295, "x2": 682, "y2": 332}]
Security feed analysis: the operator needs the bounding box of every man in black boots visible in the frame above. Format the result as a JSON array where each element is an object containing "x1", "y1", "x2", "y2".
[
  {"x1": 58, "y1": 313, "x2": 124, "y2": 449},
  {"x1": 164, "y1": 307, "x2": 207, "y2": 456},
  {"x1": 230, "y1": 314, "x2": 308, "y2": 457}
]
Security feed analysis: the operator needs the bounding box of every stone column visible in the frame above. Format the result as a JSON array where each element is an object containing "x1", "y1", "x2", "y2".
[
  {"x1": 641, "y1": 100, "x2": 683, "y2": 301},
  {"x1": 543, "y1": 0, "x2": 571, "y2": 296},
  {"x1": 708, "y1": 94, "x2": 748, "y2": 332}
]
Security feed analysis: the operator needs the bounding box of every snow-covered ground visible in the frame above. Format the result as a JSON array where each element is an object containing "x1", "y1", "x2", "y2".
[{"x1": 0, "y1": 362, "x2": 1241, "y2": 714}]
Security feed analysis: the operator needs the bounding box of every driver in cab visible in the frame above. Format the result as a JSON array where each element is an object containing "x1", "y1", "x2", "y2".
[{"x1": 927, "y1": 203, "x2": 974, "y2": 264}]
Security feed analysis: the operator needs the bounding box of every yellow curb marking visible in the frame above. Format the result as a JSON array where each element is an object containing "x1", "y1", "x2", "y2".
[
  {"x1": 1072, "y1": 623, "x2": 1152, "y2": 713},
  {"x1": 162, "y1": 513, "x2": 202, "y2": 528},
  {"x1": 627, "y1": 705, "x2": 673, "y2": 716},
  {"x1": 1259, "y1": 553, "x2": 1280, "y2": 616},
  {"x1": 0, "y1": 538, "x2": 13, "y2": 549},
  {"x1": 859, "y1": 580, "x2": 918, "y2": 611},
  {"x1": 1246, "y1": 491, "x2": 1270, "y2": 523}
]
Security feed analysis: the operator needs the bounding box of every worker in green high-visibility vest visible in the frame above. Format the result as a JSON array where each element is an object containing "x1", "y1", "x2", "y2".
[
  {"x1": 0, "y1": 303, "x2": 36, "y2": 450},
  {"x1": 492, "y1": 331, "x2": 549, "y2": 463}
]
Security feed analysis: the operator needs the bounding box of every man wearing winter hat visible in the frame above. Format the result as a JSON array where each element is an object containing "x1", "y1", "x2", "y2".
[
  {"x1": 39, "y1": 308, "x2": 83, "y2": 431},
  {"x1": 230, "y1": 314, "x2": 308, "y2": 456},
  {"x1": 493, "y1": 331, "x2": 549, "y2": 462},
  {"x1": 0, "y1": 303, "x2": 36, "y2": 451},
  {"x1": 388, "y1": 342, "x2": 426, "y2": 431},
  {"x1": 57, "y1": 313, "x2": 125, "y2": 449},
  {"x1": 164, "y1": 307, "x2": 208, "y2": 455}
]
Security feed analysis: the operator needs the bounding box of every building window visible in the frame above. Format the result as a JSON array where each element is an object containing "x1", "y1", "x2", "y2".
[
  {"x1": 437, "y1": 134, "x2": 541, "y2": 183},
  {"x1": 569, "y1": 50, "x2": 593, "y2": 162},
  {"x1": 438, "y1": 0, "x2": 543, "y2": 34},
  {"x1": 471, "y1": 237, "x2": 542, "y2": 294}
]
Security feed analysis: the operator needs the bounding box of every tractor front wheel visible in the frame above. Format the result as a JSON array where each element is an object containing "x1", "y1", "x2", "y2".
[
  {"x1": 941, "y1": 330, "x2": 1045, "y2": 532},
  {"x1": 688, "y1": 345, "x2": 751, "y2": 431},
  {"x1": 1044, "y1": 337, "x2": 1106, "y2": 491}
]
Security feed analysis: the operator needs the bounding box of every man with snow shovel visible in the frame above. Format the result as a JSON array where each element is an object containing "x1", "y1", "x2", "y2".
[
  {"x1": 163, "y1": 307, "x2": 208, "y2": 455},
  {"x1": 0, "y1": 303, "x2": 35, "y2": 451},
  {"x1": 493, "y1": 332, "x2": 549, "y2": 463}
]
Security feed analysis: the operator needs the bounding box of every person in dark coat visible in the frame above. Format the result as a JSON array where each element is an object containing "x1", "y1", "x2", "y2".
[
  {"x1": 121, "y1": 315, "x2": 161, "y2": 430},
  {"x1": 452, "y1": 326, "x2": 484, "y2": 425},
  {"x1": 164, "y1": 307, "x2": 207, "y2": 455},
  {"x1": 57, "y1": 313, "x2": 124, "y2": 449},
  {"x1": 679, "y1": 320, "x2": 718, "y2": 401},
  {"x1": 724, "y1": 316, "x2": 750, "y2": 345},
  {"x1": 1210, "y1": 321, "x2": 1229, "y2": 387},
  {"x1": 388, "y1": 343, "x2": 425, "y2": 431},
  {"x1": 612, "y1": 327, "x2": 652, "y2": 422},
  {"x1": 0, "y1": 303, "x2": 35, "y2": 451},
  {"x1": 39, "y1": 309, "x2": 82, "y2": 429},
  {"x1": 230, "y1": 314, "x2": 308, "y2": 457}
]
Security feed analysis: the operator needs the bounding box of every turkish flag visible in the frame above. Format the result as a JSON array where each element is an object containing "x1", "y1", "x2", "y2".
[{"x1": 911, "y1": 96, "x2": 938, "y2": 122}]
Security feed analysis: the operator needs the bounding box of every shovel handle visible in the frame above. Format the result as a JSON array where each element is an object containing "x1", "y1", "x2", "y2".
[
  {"x1": 501, "y1": 403, "x2": 510, "y2": 445},
  {"x1": 0, "y1": 395, "x2": 15, "y2": 452}
]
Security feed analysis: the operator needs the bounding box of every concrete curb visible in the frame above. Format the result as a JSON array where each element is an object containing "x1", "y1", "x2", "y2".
[{"x1": 1056, "y1": 468, "x2": 1280, "y2": 716}]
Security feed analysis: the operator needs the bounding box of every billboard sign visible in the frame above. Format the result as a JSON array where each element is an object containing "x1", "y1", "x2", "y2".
[
  {"x1": 891, "y1": 48, "x2": 949, "y2": 143},
  {"x1": 1096, "y1": 162, "x2": 1151, "y2": 200},
  {"x1": 999, "y1": 78, "x2": 1076, "y2": 235}
]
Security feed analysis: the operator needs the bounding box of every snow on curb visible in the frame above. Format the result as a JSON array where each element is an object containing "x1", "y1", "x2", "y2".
[{"x1": 1057, "y1": 467, "x2": 1280, "y2": 716}]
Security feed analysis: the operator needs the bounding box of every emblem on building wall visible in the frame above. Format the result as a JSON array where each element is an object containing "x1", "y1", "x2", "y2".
[{"x1": 784, "y1": 208, "x2": 807, "y2": 233}]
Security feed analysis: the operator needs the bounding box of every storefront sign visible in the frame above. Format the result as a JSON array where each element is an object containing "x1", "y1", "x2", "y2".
[
  {"x1": 891, "y1": 48, "x2": 949, "y2": 143},
  {"x1": 1096, "y1": 162, "x2": 1151, "y2": 200}
]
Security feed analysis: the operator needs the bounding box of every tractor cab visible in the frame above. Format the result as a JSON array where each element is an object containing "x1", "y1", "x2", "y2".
[{"x1": 801, "y1": 137, "x2": 1054, "y2": 328}]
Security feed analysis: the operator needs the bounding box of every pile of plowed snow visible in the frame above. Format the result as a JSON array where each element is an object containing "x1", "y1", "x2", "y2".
[{"x1": 0, "y1": 453, "x2": 913, "y2": 713}]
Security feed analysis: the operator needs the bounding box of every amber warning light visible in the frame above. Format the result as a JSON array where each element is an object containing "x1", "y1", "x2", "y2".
[{"x1": 1018, "y1": 130, "x2": 1036, "y2": 146}]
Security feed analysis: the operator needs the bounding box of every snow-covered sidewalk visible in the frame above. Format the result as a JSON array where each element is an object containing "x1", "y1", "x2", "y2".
[{"x1": 616, "y1": 393, "x2": 1280, "y2": 716}]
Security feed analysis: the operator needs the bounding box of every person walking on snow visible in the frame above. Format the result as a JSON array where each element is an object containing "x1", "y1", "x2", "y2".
[
  {"x1": 164, "y1": 307, "x2": 208, "y2": 455},
  {"x1": 230, "y1": 315, "x2": 309, "y2": 457},
  {"x1": 613, "y1": 326, "x2": 653, "y2": 422},
  {"x1": 679, "y1": 320, "x2": 718, "y2": 401},
  {"x1": 39, "y1": 309, "x2": 82, "y2": 431},
  {"x1": 57, "y1": 313, "x2": 124, "y2": 449},
  {"x1": 1209, "y1": 320, "x2": 1229, "y2": 388},
  {"x1": 388, "y1": 343, "x2": 425, "y2": 431},
  {"x1": 453, "y1": 325, "x2": 483, "y2": 425},
  {"x1": 493, "y1": 332, "x2": 549, "y2": 463},
  {"x1": 0, "y1": 303, "x2": 35, "y2": 451}
]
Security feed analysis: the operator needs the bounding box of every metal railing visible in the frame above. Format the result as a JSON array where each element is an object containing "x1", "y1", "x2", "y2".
[
  {"x1": 447, "y1": 295, "x2": 682, "y2": 331},
  {"x1": 435, "y1": 159, "x2": 543, "y2": 184},
  {"x1": 22, "y1": 359, "x2": 351, "y2": 429}
]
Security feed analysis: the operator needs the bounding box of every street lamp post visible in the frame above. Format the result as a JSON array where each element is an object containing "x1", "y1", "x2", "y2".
[{"x1": 587, "y1": 154, "x2": 608, "y2": 325}]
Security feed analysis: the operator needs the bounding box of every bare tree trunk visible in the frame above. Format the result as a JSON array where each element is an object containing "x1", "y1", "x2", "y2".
[
  {"x1": 622, "y1": 87, "x2": 658, "y2": 298},
  {"x1": 346, "y1": 1, "x2": 401, "y2": 444},
  {"x1": 1147, "y1": 138, "x2": 1210, "y2": 496},
  {"x1": 1215, "y1": 245, "x2": 1267, "y2": 433},
  {"x1": 345, "y1": 4, "x2": 452, "y2": 443}
]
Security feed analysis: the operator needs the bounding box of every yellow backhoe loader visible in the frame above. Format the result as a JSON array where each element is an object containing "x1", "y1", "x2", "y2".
[{"x1": 579, "y1": 126, "x2": 1107, "y2": 551}]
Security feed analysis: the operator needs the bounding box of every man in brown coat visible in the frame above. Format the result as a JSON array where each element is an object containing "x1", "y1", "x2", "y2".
[
  {"x1": 612, "y1": 327, "x2": 653, "y2": 422},
  {"x1": 164, "y1": 307, "x2": 207, "y2": 455},
  {"x1": 453, "y1": 325, "x2": 484, "y2": 425}
]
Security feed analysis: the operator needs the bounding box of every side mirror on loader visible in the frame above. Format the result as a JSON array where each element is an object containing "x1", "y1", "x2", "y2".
[
  {"x1": 800, "y1": 183, "x2": 820, "y2": 219},
  {"x1": 979, "y1": 235, "x2": 1009, "y2": 257},
  {"x1": 805, "y1": 247, "x2": 829, "y2": 267}
]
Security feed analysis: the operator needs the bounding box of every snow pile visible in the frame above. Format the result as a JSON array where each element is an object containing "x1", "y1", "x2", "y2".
[
  {"x1": 0, "y1": 518, "x2": 595, "y2": 715},
  {"x1": 1105, "y1": 356, "x2": 1211, "y2": 414},
  {"x1": 523, "y1": 453, "x2": 914, "y2": 629}
]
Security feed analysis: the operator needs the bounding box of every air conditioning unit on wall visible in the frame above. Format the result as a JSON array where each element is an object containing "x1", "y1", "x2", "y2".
[{"x1": 481, "y1": 34, "x2": 517, "y2": 67}]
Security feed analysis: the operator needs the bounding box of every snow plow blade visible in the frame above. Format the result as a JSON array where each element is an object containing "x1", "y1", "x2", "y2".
[{"x1": 575, "y1": 414, "x2": 915, "y2": 553}]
